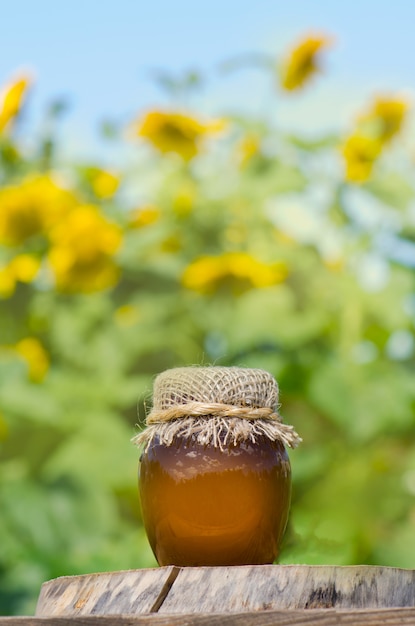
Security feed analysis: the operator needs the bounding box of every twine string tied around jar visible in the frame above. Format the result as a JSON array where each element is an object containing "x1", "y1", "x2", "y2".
[{"x1": 132, "y1": 366, "x2": 302, "y2": 451}]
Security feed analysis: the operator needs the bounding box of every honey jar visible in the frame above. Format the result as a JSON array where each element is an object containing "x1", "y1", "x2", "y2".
[{"x1": 133, "y1": 366, "x2": 301, "y2": 567}]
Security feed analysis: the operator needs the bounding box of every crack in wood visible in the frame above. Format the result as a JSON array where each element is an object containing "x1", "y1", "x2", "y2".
[{"x1": 149, "y1": 566, "x2": 181, "y2": 613}]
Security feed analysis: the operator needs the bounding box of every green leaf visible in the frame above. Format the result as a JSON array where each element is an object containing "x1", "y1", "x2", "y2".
[
  {"x1": 285, "y1": 133, "x2": 339, "y2": 151},
  {"x1": 365, "y1": 171, "x2": 414, "y2": 210}
]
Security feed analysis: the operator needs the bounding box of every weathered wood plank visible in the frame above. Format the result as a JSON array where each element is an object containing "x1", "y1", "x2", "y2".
[
  {"x1": 159, "y1": 565, "x2": 415, "y2": 613},
  {"x1": 4, "y1": 608, "x2": 415, "y2": 625},
  {"x1": 34, "y1": 565, "x2": 415, "y2": 617},
  {"x1": 35, "y1": 567, "x2": 179, "y2": 617}
]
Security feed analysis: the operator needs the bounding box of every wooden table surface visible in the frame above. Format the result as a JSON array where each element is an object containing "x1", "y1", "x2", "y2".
[
  {"x1": 1, "y1": 565, "x2": 415, "y2": 625},
  {"x1": 3, "y1": 609, "x2": 415, "y2": 625}
]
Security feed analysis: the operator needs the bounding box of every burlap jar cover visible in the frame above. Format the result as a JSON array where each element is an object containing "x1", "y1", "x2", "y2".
[{"x1": 132, "y1": 366, "x2": 301, "y2": 450}]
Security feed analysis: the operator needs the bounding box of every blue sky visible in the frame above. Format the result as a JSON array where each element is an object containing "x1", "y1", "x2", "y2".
[{"x1": 2, "y1": 1, "x2": 415, "y2": 158}]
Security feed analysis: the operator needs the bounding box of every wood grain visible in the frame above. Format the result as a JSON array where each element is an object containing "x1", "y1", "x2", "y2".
[
  {"x1": 3, "y1": 608, "x2": 415, "y2": 625},
  {"x1": 159, "y1": 565, "x2": 415, "y2": 613},
  {"x1": 35, "y1": 565, "x2": 415, "y2": 618},
  {"x1": 35, "y1": 567, "x2": 179, "y2": 617}
]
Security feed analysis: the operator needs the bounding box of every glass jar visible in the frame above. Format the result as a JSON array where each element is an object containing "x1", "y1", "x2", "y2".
[
  {"x1": 139, "y1": 433, "x2": 291, "y2": 566},
  {"x1": 133, "y1": 365, "x2": 300, "y2": 567}
]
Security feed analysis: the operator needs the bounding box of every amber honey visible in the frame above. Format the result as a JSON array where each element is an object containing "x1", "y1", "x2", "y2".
[{"x1": 139, "y1": 434, "x2": 291, "y2": 567}]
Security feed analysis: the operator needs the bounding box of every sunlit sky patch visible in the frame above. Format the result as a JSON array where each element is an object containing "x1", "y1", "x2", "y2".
[{"x1": 2, "y1": 1, "x2": 415, "y2": 158}]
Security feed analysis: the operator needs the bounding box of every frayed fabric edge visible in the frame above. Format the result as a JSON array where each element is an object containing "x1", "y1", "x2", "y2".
[{"x1": 131, "y1": 416, "x2": 302, "y2": 452}]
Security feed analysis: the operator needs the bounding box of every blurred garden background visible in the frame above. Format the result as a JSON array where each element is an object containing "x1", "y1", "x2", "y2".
[{"x1": 1, "y1": 0, "x2": 415, "y2": 616}]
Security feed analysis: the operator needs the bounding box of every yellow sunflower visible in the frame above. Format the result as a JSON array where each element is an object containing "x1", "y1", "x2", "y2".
[
  {"x1": 14, "y1": 337, "x2": 49, "y2": 383},
  {"x1": 341, "y1": 94, "x2": 409, "y2": 183},
  {"x1": 280, "y1": 34, "x2": 333, "y2": 91},
  {"x1": 0, "y1": 175, "x2": 78, "y2": 246},
  {"x1": 182, "y1": 252, "x2": 288, "y2": 295},
  {"x1": 359, "y1": 96, "x2": 409, "y2": 144},
  {"x1": 0, "y1": 74, "x2": 32, "y2": 133},
  {"x1": 48, "y1": 204, "x2": 122, "y2": 293},
  {"x1": 341, "y1": 134, "x2": 382, "y2": 183},
  {"x1": 133, "y1": 110, "x2": 225, "y2": 160}
]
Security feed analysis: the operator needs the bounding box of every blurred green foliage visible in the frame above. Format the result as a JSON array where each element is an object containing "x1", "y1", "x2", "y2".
[{"x1": 1, "y1": 36, "x2": 415, "y2": 616}]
